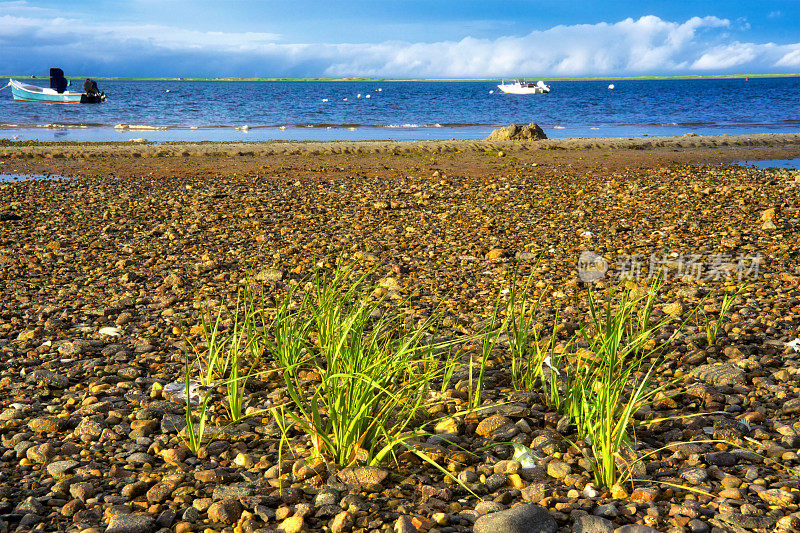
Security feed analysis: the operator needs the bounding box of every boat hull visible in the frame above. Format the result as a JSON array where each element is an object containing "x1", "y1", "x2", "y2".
[
  {"x1": 10, "y1": 79, "x2": 87, "y2": 103},
  {"x1": 497, "y1": 79, "x2": 550, "y2": 95},
  {"x1": 497, "y1": 85, "x2": 550, "y2": 95}
]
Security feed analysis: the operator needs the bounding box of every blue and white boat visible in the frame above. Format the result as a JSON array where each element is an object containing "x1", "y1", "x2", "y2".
[{"x1": 5, "y1": 68, "x2": 105, "y2": 103}]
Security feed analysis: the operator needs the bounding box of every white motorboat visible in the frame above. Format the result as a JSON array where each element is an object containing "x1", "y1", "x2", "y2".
[{"x1": 497, "y1": 79, "x2": 550, "y2": 95}]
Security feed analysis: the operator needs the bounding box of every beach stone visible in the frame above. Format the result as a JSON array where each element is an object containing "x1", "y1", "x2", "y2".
[
  {"x1": 121, "y1": 481, "x2": 149, "y2": 499},
  {"x1": 27, "y1": 442, "x2": 55, "y2": 463},
  {"x1": 705, "y1": 451, "x2": 737, "y2": 466},
  {"x1": 593, "y1": 504, "x2": 619, "y2": 519},
  {"x1": 105, "y1": 514, "x2": 156, "y2": 533},
  {"x1": 47, "y1": 459, "x2": 79, "y2": 479},
  {"x1": 337, "y1": 466, "x2": 388, "y2": 491},
  {"x1": 394, "y1": 515, "x2": 417, "y2": 533},
  {"x1": 156, "y1": 508, "x2": 176, "y2": 528},
  {"x1": 758, "y1": 488, "x2": 796, "y2": 507},
  {"x1": 521, "y1": 482, "x2": 548, "y2": 503},
  {"x1": 476, "y1": 414, "x2": 513, "y2": 437},
  {"x1": 69, "y1": 482, "x2": 96, "y2": 502},
  {"x1": 614, "y1": 526, "x2": 660, "y2": 533},
  {"x1": 782, "y1": 397, "x2": 800, "y2": 415},
  {"x1": 330, "y1": 510, "x2": 353, "y2": 533},
  {"x1": 630, "y1": 487, "x2": 659, "y2": 503},
  {"x1": 713, "y1": 418, "x2": 749, "y2": 442},
  {"x1": 75, "y1": 416, "x2": 107, "y2": 440},
  {"x1": 25, "y1": 369, "x2": 69, "y2": 388},
  {"x1": 207, "y1": 499, "x2": 242, "y2": 524},
  {"x1": 29, "y1": 416, "x2": 65, "y2": 433},
  {"x1": 254, "y1": 268, "x2": 284, "y2": 282},
  {"x1": 146, "y1": 481, "x2": 174, "y2": 503},
  {"x1": 434, "y1": 416, "x2": 462, "y2": 434},
  {"x1": 572, "y1": 515, "x2": 615, "y2": 533},
  {"x1": 15, "y1": 496, "x2": 45, "y2": 515},
  {"x1": 776, "y1": 515, "x2": 800, "y2": 531},
  {"x1": 689, "y1": 363, "x2": 745, "y2": 386},
  {"x1": 61, "y1": 498, "x2": 85, "y2": 517},
  {"x1": 680, "y1": 467, "x2": 708, "y2": 484},
  {"x1": 547, "y1": 460, "x2": 571, "y2": 479},
  {"x1": 485, "y1": 472, "x2": 508, "y2": 491},
  {"x1": 476, "y1": 501, "x2": 506, "y2": 514},
  {"x1": 181, "y1": 507, "x2": 200, "y2": 523},
  {"x1": 278, "y1": 515, "x2": 305, "y2": 533},
  {"x1": 473, "y1": 504, "x2": 557, "y2": 533}
]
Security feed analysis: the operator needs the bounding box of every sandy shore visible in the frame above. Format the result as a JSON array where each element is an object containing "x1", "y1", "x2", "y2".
[
  {"x1": 2, "y1": 132, "x2": 800, "y2": 162},
  {"x1": 0, "y1": 134, "x2": 799, "y2": 533}
]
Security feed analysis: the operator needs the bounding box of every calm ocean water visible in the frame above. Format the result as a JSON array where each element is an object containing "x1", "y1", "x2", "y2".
[{"x1": 1, "y1": 78, "x2": 799, "y2": 142}]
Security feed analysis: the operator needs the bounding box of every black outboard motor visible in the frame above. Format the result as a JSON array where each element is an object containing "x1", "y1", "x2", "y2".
[
  {"x1": 84, "y1": 79, "x2": 100, "y2": 96},
  {"x1": 81, "y1": 78, "x2": 106, "y2": 103},
  {"x1": 50, "y1": 68, "x2": 68, "y2": 93}
]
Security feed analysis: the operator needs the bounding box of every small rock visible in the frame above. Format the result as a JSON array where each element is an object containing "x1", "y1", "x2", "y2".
[
  {"x1": 474, "y1": 504, "x2": 557, "y2": 533},
  {"x1": 47, "y1": 460, "x2": 79, "y2": 479},
  {"x1": 254, "y1": 268, "x2": 284, "y2": 282},
  {"x1": 278, "y1": 515, "x2": 305, "y2": 533},
  {"x1": 486, "y1": 248, "x2": 507, "y2": 260},
  {"x1": 394, "y1": 515, "x2": 417, "y2": 533},
  {"x1": 330, "y1": 510, "x2": 353, "y2": 533},
  {"x1": 689, "y1": 363, "x2": 745, "y2": 386},
  {"x1": 207, "y1": 499, "x2": 242, "y2": 524},
  {"x1": 614, "y1": 526, "x2": 660, "y2": 533},
  {"x1": 546, "y1": 461, "x2": 571, "y2": 479},
  {"x1": 573, "y1": 515, "x2": 615, "y2": 533},
  {"x1": 758, "y1": 488, "x2": 796, "y2": 507},
  {"x1": 475, "y1": 414, "x2": 513, "y2": 437},
  {"x1": 29, "y1": 416, "x2": 65, "y2": 433},
  {"x1": 105, "y1": 514, "x2": 157, "y2": 533},
  {"x1": 25, "y1": 369, "x2": 69, "y2": 388}
]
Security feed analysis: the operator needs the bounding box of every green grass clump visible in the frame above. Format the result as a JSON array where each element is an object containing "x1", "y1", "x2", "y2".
[
  {"x1": 505, "y1": 270, "x2": 564, "y2": 409},
  {"x1": 506, "y1": 275, "x2": 688, "y2": 488},
  {"x1": 269, "y1": 262, "x2": 459, "y2": 467},
  {"x1": 701, "y1": 286, "x2": 743, "y2": 346},
  {"x1": 565, "y1": 277, "x2": 680, "y2": 488},
  {"x1": 181, "y1": 282, "x2": 270, "y2": 452}
]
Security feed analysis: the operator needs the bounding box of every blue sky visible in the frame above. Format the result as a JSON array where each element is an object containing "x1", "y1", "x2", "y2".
[{"x1": 2, "y1": 0, "x2": 800, "y2": 78}]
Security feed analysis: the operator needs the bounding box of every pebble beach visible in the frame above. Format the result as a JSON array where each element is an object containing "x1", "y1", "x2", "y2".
[{"x1": 1, "y1": 133, "x2": 800, "y2": 533}]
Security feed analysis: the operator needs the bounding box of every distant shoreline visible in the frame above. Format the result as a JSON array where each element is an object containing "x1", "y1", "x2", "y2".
[{"x1": 4, "y1": 73, "x2": 800, "y2": 82}]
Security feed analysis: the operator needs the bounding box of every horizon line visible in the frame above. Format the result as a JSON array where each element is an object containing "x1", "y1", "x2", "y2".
[{"x1": 4, "y1": 73, "x2": 800, "y2": 82}]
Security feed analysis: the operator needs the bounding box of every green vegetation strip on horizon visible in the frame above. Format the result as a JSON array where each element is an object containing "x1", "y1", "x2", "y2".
[{"x1": 7, "y1": 73, "x2": 799, "y2": 82}]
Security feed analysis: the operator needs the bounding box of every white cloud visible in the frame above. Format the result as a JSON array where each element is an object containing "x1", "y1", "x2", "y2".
[{"x1": 0, "y1": 8, "x2": 798, "y2": 77}]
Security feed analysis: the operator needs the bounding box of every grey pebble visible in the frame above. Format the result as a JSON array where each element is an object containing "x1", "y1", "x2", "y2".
[
  {"x1": 475, "y1": 501, "x2": 506, "y2": 515},
  {"x1": 782, "y1": 397, "x2": 800, "y2": 415},
  {"x1": 680, "y1": 467, "x2": 709, "y2": 484},
  {"x1": 105, "y1": 513, "x2": 157, "y2": 533},
  {"x1": 613, "y1": 526, "x2": 660, "y2": 533},
  {"x1": 182, "y1": 506, "x2": 200, "y2": 523},
  {"x1": 573, "y1": 515, "x2": 615, "y2": 533},
  {"x1": 485, "y1": 472, "x2": 508, "y2": 491},
  {"x1": 474, "y1": 504, "x2": 558, "y2": 533},
  {"x1": 46, "y1": 459, "x2": 79, "y2": 479},
  {"x1": 25, "y1": 369, "x2": 69, "y2": 388}
]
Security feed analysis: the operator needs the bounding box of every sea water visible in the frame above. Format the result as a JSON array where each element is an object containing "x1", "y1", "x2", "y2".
[{"x1": 1, "y1": 77, "x2": 799, "y2": 142}]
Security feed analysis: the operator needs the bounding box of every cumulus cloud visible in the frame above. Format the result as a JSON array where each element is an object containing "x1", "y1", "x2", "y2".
[{"x1": 0, "y1": 7, "x2": 798, "y2": 77}]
